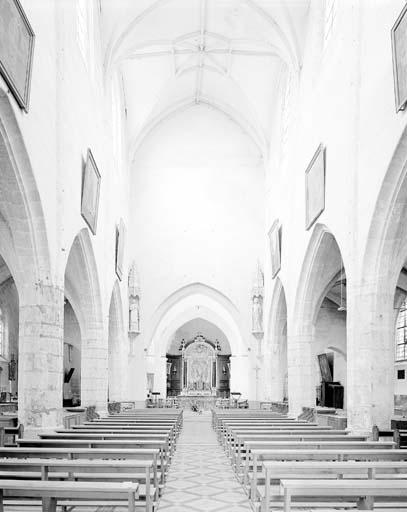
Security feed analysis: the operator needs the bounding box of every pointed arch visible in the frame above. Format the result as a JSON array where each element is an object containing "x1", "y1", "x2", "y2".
[
  {"x1": 64, "y1": 228, "x2": 105, "y2": 410},
  {"x1": 146, "y1": 283, "x2": 249, "y2": 397},
  {"x1": 289, "y1": 224, "x2": 346, "y2": 415},
  {"x1": 0, "y1": 88, "x2": 51, "y2": 301},
  {"x1": 352, "y1": 124, "x2": 407, "y2": 430}
]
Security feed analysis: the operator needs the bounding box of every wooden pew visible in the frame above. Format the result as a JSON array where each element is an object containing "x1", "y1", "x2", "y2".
[
  {"x1": 17, "y1": 439, "x2": 170, "y2": 482},
  {"x1": 222, "y1": 426, "x2": 354, "y2": 453},
  {"x1": 212, "y1": 411, "x2": 290, "y2": 430},
  {"x1": 245, "y1": 443, "x2": 397, "y2": 499},
  {"x1": 0, "y1": 447, "x2": 162, "y2": 483},
  {"x1": 0, "y1": 458, "x2": 156, "y2": 511},
  {"x1": 0, "y1": 479, "x2": 139, "y2": 511},
  {"x1": 0, "y1": 424, "x2": 24, "y2": 447},
  {"x1": 261, "y1": 460, "x2": 407, "y2": 512},
  {"x1": 40, "y1": 431, "x2": 177, "y2": 459},
  {"x1": 373, "y1": 425, "x2": 407, "y2": 449},
  {"x1": 229, "y1": 433, "x2": 368, "y2": 468},
  {"x1": 217, "y1": 421, "x2": 319, "y2": 443},
  {"x1": 280, "y1": 478, "x2": 407, "y2": 512},
  {"x1": 246, "y1": 448, "x2": 407, "y2": 502}
]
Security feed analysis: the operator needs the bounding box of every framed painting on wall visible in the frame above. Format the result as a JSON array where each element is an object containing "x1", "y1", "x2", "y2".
[
  {"x1": 305, "y1": 144, "x2": 326, "y2": 230},
  {"x1": 268, "y1": 220, "x2": 282, "y2": 279},
  {"x1": 318, "y1": 353, "x2": 333, "y2": 382},
  {"x1": 0, "y1": 0, "x2": 35, "y2": 112},
  {"x1": 115, "y1": 218, "x2": 125, "y2": 281},
  {"x1": 392, "y1": 3, "x2": 407, "y2": 112},
  {"x1": 81, "y1": 149, "x2": 101, "y2": 235}
]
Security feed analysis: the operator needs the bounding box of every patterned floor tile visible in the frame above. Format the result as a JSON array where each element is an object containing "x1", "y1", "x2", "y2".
[{"x1": 157, "y1": 411, "x2": 252, "y2": 511}]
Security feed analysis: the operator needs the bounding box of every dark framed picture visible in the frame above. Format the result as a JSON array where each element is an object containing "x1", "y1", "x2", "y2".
[
  {"x1": 305, "y1": 144, "x2": 326, "y2": 230},
  {"x1": 391, "y1": 3, "x2": 407, "y2": 112},
  {"x1": 115, "y1": 218, "x2": 125, "y2": 281},
  {"x1": 318, "y1": 353, "x2": 333, "y2": 382},
  {"x1": 81, "y1": 149, "x2": 101, "y2": 235},
  {"x1": 268, "y1": 220, "x2": 282, "y2": 278},
  {"x1": 0, "y1": 0, "x2": 35, "y2": 112}
]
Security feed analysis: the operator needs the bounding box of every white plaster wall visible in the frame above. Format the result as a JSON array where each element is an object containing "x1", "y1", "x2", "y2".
[{"x1": 130, "y1": 105, "x2": 265, "y2": 399}]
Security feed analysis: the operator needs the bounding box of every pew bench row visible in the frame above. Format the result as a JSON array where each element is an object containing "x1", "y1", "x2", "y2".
[
  {"x1": 0, "y1": 409, "x2": 183, "y2": 511},
  {"x1": 212, "y1": 408, "x2": 407, "y2": 511}
]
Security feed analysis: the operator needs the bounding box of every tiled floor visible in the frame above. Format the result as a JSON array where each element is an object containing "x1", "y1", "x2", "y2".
[{"x1": 157, "y1": 411, "x2": 252, "y2": 512}]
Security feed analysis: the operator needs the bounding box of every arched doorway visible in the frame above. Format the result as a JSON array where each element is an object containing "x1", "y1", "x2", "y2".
[
  {"x1": 166, "y1": 318, "x2": 231, "y2": 398},
  {"x1": 290, "y1": 225, "x2": 347, "y2": 416}
]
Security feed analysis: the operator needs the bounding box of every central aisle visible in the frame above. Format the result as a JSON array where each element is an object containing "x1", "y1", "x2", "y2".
[{"x1": 158, "y1": 410, "x2": 252, "y2": 512}]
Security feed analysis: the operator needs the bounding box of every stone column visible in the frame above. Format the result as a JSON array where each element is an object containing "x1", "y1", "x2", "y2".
[
  {"x1": 268, "y1": 341, "x2": 285, "y2": 402},
  {"x1": 81, "y1": 318, "x2": 108, "y2": 414},
  {"x1": 347, "y1": 282, "x2": 394, "y2": 433},
  {"x1": 230, "y1": 354, "x2": 250, "y2": 398},
  {"x1": 287, "y1": 322, "x2": 314, "y2": 417},
  {"x1": 18, "y1": 284, "x2": 64, "y2": 429}
]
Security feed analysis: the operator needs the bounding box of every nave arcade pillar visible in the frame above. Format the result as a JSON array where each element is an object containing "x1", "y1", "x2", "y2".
[
  {"x1": 286, "y1": 323, "x2": 314, "y2": 417},
  {"x1": 346, "y1": 283, "x2": 394, "y2": 433},
  {"x1": 229, "y1": 354, "x2": 250, "y2": 398},
  {"x1": 18, "y1": 284, "x2": 64, "y2": 430}
]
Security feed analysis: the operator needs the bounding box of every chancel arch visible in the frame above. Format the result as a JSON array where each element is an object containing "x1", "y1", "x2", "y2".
[
  {"x1": 289, "y1": 224, "x2": 347, "y2": 417},
  {"x1": 64, "y1": 228, "x2": 105, "y2": 411},
  {"x1": 108, "y1": 280, "x2": 126, "y2": 403},
  {"x1": 147, "y1": 283, "x2": 248, "y2": 398}
]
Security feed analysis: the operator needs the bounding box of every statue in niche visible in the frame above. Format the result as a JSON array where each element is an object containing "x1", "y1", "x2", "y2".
[
  {"x1": 251, "y1": 261, "x2": 264, "y2": 334},
  {"x1": 252, "y1": 295, "x2": 263, "y2": 333},
  {"x1": 129, "y1": 295, "x2": 140, "y2": 333},
  {"x1": 128, "y1": 262, "x2": 141, "y2": 334}
]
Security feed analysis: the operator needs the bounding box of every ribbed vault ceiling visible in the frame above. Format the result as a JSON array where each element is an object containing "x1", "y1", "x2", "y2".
[{"x1": 102, "y1": 0, "x2": 310, "y2": 158}]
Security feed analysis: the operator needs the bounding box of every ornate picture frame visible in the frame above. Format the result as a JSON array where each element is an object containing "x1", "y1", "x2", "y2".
[
  {"x1": 0, "y1": 0, "x2": 35, "y2": 112},
  {"x1": 115, "y1": 218, "x2": 125, "y2": 281},
  {"x1": 391, "y1": 3, "x2": 407, "y2": 112},
  {"x1": 268, "y1": 220, "x2": 282, "y2": 279},
  {"x1": 305, "y1": 144, "x2": 326, "y2": 230},
  {"x1": 81, "y1": 149, "x2": 101, "y2": 235}
]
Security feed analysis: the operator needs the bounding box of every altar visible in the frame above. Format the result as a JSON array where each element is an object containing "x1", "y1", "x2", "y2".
[
  {"x1": 166, "y1": 334, "x2": 230, "y2": 398},
  {"x1": 177, "y1": 395, "x2": 217, "y2": 410},
  {"x1": 182, "y1": 337, "x2": 216, "y2": 395}
]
